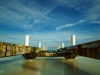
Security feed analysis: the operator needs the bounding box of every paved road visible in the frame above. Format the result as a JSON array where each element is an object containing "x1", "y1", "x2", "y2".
[{"x1": 0, "y1": 56, "x2": 100, "y2": 75}]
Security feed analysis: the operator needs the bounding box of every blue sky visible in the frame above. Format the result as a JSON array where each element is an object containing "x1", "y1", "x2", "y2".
[{"x1": 0, "y1": 0, "x2": 100, "y2": 50}]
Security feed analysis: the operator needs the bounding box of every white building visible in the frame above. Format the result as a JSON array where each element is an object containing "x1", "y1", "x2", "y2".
[
  {"x1": 25, "y1": 35, "x2": 29, "y2": 46},
  {"x1": 71, "y1": 35, "x2": 76, "y2": 46}
]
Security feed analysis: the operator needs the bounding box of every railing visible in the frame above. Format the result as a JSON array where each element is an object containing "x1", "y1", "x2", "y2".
[
  {"x1": 61, "y1": 40, "x2": 100, "y2": 59},
  {"x1": 0, "y1": 42, "x2": 39, "y2": 58}
]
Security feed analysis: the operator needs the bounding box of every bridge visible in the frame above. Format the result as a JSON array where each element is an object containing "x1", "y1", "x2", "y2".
[
  {"x1": 0, "y1": 40, "x2": 100, "y2": 59},
  {"x1": 58, "y1": 40, "x2": 100, "y2": 59}
]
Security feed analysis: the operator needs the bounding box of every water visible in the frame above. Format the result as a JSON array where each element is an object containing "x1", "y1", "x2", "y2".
[{"x1": 0, "y1": 56, "x2": 100, "y2": 75}]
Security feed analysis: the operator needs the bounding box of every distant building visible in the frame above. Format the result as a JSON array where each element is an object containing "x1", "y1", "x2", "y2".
[{"x1": 25, "y1": 35, "x2": 29, "y2": 46}]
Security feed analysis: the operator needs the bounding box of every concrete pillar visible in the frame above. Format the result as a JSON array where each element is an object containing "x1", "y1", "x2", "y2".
[
  {"x1": 57, "y1": 47, "x2": 59, "y2": 49},
  {"x1": 43, "y1": 45, "x2": 45, "y2": 50},
  {"x1": 71, "y1": 35, "x2": 76, "y2": 46},
  {"x1": 62, "y1": 43, "x2": 64, "y2": 48},
  {"x1": 25, "y1": 35, "x2": 29, "y2": 46},
  {"x1": 59, "y1": 45, "x2": 60, "y2": 49},
  {"x1": 39, "y1": 42, "x2": 41, "y2": 49},
  {"x1": 46, "y1": 47, "x2": 48, "y2": 50},
  {"x1": 45, "y1": 47, "x2": 48, "y2": 50}
]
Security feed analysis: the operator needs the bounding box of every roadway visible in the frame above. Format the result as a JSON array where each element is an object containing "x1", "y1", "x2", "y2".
[{"x1": 0, "y1": 55, "x2": 100, "y2": 75}]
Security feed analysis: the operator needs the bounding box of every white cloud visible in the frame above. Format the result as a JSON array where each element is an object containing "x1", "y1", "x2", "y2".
[
  {"x1": 77, "y1": 35, "x2": 92, "y2": 40},
  {"x1": 57, "y1": 0, "x2": 100, "y2": 23},
  {"x1": 0, "y1": 0, "x2": 100, "y2": 50},
  {"x1": 56, "y1": 0, "x2": 92, "y2": 10},
  {"x1": 0, "y1": 0, "x2": 59, "y2": 29},
  {"x1": 56, "y1": 19, "x2": 85, "y2": 30},
  {"x1": 91, "y1": 21, "x2": 100, "y2": 24},
  {"x1": 97, "y1": 28, "x2": 100, "y2": 31},
  {"x1": 0, "y1": 6, "x2": 33, "y2": 29},
  {"x1": 83, "y1": 0, "x2": 100, "y2": 21}
]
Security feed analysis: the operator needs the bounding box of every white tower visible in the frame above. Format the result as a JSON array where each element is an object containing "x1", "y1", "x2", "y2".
[
  {"x1": 59, "y1": 45, "x2": 60, "y2": 49},
  {"x1": 45, "y1": 47, "x2": 47, "y2": 50},
  {"x1": 57, "y1": 47, "x2": 59, "y2": 49},
  {"x1": 71, "y1": 35, "x2": 76, "y2": 46},
  {"x1": 39, "y1": 42, "x2": 41, "y2": 49},
  {"x1": 45, "y1": 47, "x2": 48, "y2": 50},
  {"x1": 43, "y1": 45, "x2": 45, "y2": 50},
  {"x1": 62, "y1": 43, "x2": 64, "y2": 48},
  {"x1": 25, "y1": 35, "x2": 29, "y2": 46}
]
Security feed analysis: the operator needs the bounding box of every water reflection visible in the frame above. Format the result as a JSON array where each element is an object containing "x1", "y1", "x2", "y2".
[
  {"x1": 0, "y1": 56, "x2": 100, "y2": 75},
  {"x1": 14, "y1": 59, "x2": 44, "y2": 75},
  {"x1": 14, "y1": 57, "x2": 91, "y2": 75}
]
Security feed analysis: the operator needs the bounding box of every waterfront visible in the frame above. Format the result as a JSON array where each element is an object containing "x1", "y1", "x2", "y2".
[{"x1": 0, "y1": 56, "x2": 100, "y2": 75}]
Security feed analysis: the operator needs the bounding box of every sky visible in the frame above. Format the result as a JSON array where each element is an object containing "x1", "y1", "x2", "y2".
[{"x1": 0, "y1": 0, "x2": 100, "y2": 50}]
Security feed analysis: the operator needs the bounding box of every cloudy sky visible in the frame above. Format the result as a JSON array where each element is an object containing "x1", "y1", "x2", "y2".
[{"x1": 0, "y1": 0, "x2": 100, "y2": 50}]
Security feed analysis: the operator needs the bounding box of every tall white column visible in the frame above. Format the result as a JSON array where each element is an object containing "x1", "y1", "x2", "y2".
[
  {"x1": 46, "y1": 47, "x2": 48, "y2": 50},
  {"x1": 62, "y1": 43, "x2": 64, "y2": 48},
  {"x1": 59, "y1": 45, "x2": 60, "y2": 49},
  {"x1": 43, "y1": 45, "x2": 45, "y2": 50},
  {"x1": 57, "y1": 47, "x2": 59, "y2": 49},
  {"x1": 39, "y1": 42, "x2": 41, "y2": 49},
  {"x1": 45, "y1": 47, "x2": 48, "y2": 50},
  {"x1": 71, "y1": 35, "x2": 76, "y2": 46},
  {"x1": 25, "y1": 35, "x2": 29, "y2": 46}
]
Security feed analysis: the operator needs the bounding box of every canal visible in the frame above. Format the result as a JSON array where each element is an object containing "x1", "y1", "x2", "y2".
[{"x1": 0, "y1": 55, "x2": 100, "y2": 75}]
